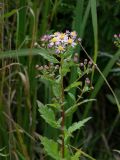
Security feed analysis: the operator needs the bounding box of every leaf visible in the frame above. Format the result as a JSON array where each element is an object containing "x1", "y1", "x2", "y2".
[
  {"x1": 91, "y1": 0, "x2": 98, "y2": 65},
  {"x1": 77, "y1": 67, "x2": 82, "y2": 76},
  {"x1": 71, "y1": 150, "x2": 81, "y2": 160},
  {"x1": 68, "y1": 92, "x2": 76, "y2": 102},
  {"x1": 37, "y1": 48, "x2": 59, "y2": 63},
  {"x1": 0, "y1": 48, "x2": 59, "y2": 63},
  {"x1": 40, "y1": 136, "x2": 60, "y2": 160},
  {"x1": 0, "y1": 147, "x2": 9, "y2": 157},
  {"x1": 47, "y1": 103, "x2": 60, "y2": 110},
  {"x1": 0, "y1": 153, "x2": 8, "y2": 157},
  {"x1": 65, "y1": 99, "x2": 96, "y2": 117},
  {"x1": 83, "y1": 85, "x2": 89, "y2": 93},
  {"x1": 3, "y1": 9, "x2": 17, "y2": 18},
  {"x1": 68, "y1": 117, "x2": 91, "y2": 134},
  {"x1": 37, "y1": 101, "x2": 60, "y2": 128},
  {"x1": 70, "y1": 147, "x2": 96, "y2": 160},
  {"x1": 64, "y1": 81, "x2": 82, "y2": 92},
  {"x1": 17, "y1": 151, "x2": 26, "y2": 160},
  {"x1": 52, "y1": 83, "x2": 61, "y2": 98},
  {"x1": 0, "y1": 147, "x2": 6, "y2": 152}
]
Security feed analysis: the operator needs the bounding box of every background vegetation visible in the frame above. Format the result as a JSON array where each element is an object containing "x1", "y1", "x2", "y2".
[{"x1": 0, "y1": 0, "x2": 120, "y2": 159}]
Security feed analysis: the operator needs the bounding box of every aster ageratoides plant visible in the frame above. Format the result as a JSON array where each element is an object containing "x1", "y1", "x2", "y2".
[{"x1": 36, "y1": 31, "x2": 95, "y2": 160}]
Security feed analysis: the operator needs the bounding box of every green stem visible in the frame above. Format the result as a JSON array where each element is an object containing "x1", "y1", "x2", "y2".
[{"x1": 60, "y1": 58, "x2": 65, "y2": 158}]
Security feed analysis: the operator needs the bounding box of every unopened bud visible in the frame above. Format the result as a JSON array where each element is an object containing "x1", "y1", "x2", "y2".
[
  {"x1": 88, "y1": 61, "x2": 92, "y2": 66},
  {"x1": 44, "y1": 65, "x2": 49, "y2": 70},
  {"x1": 73, "y1": 56, "x2": 79, "y2": 63},
  {"x1": 85, "y1": 78, "x2": 90, "y2": 85},
  {"x1": 38, "y1": 66, "x2": 44, "y2": 70},
  {"x1": 84, "y1": 59, "x2": 88, "y2": 65},
  {"x1": 80, "y1": 63, "x2": 84, "y2": 67},
  {"x1": 74, "y1": 53, "x2": 79, "y2": 57},
  {"x1": 35, "y1": 64, "x2": 39, "y2": 69},
  {"x1": 34, "y1": 42, "x2": 38, "y2": 47},
  {"x1": 42, "y1": 43, "x2": 45, "y2": 47},
  {"x1": 55, "y1": 65, "x2": 59, "y2": 70},
  {"x1": 91, "y1": 86, "x2": 94, "y2": 90}
]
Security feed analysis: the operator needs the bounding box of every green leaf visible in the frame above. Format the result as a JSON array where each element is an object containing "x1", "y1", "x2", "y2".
[
  {"x1": 0, "y1": 48, "x2": 59, "y2": 63},
  {"x1": 68, "y1": 117, "x2": 91, "y2": 134},
  {"x1": 91, "y1": 0, "x2": 98, "y2": 65},
  {"x1": 37, "y1": 101, "x2": 60, "y2": 128},
  {"x1": 0, "y1": 147, "x2": 6, "y2": 152},
  {"x1": 52, "y1": 83, "x2": 61, "y2": 98},
  {"x1": 64, "y1": 81, "x2": 82, "y2": 92},
  {"x1": 65, "y1": 99, "x2": 96, "y2": 117},
  {"x1": 70, "y1": 147, "x2": 96, "y2": 160},
  {"x1": 47, "y1": 103, "x2": 61, "y2": 110},
  {"x1": 71, "y1": 150, "x2": 81, "y2": 160},
  {"x1": 3, "y1": 9, "x2": 18, "y2": 18},
  {"x1": 40, "y1": 136, "x2": 60, "y2": 160},
  {"x1": 83, "y1": 85, "x2": 89, "y2": 93},
  {"x1": 77, "y1": 67, "x2": 82, "y2": 76},
  {"x1": 0, "y1": 153, "x2": 8, "y2": 157},
  {"x1": 60, "y1": 59, "x2": 75, "y2": 77},
  {"x1": 37, "y1": 48, "x2": 59, "y2": 63},
  {"x1": 0, "y1": 147, "x2": 8, "y2": 157},
  {"x1": 68, "y1": 92, "x2": 76, "y2": 102},
  {"x1": 17, "y1": 151, "x2": 26, "y2": 160}
]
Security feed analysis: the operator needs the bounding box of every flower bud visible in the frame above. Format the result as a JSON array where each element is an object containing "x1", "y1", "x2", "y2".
[
  {"x1": 35, "y1": 64, "x2": 39, "y2": 69},
  {"x1": 44, "y1": 65, "x2": 49, "y2": 70},
  {"x1": 38, "y1": 66, "x2": 44, "y2": 70},
  {"x1": 84, "y1": 59, "x2": 88, "y2": 65},
  {"x1": 80, "y1": 63, "x2": 84, "y2": 67},
  {"x1": 55, "y1": 65, "x2": 59, "y2": 70},
  {"x1": 85, "y1": 78, "x2": 90, "y2": 85}
]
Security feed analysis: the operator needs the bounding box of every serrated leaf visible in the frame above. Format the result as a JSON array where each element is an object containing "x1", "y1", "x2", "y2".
[
  {"x1": 68, "y1": 117, "x2": 91, "y2": 134},
  {"x1": 47, "y1": 103, "x2": 61, "y2": 110},
  {"x1": 37, "y1": 101, "x2": 60, "y2": 128},
  {"x1": 40, "y1": 136, "x2": 60, "y2": 160},
  {"x1": 65, "y1": 81, "x2": 82, "y2": 91}
]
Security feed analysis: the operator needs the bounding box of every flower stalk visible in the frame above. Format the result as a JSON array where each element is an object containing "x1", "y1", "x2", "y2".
[{"x1": 60, "y1": 57, "x2": 65, "y2": 158}]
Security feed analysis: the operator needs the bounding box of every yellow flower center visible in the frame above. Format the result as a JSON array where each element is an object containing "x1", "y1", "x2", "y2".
[
  {"x1": 68, "y1": 38, "x2": 73, "y2": 44},
  {"x1": 51, "y1": 37, "x2": 57, "y2": 43},
  {"x1": 71, "y1": 31, "x2": 76, "y2": 37},
  {"x1": 60, "y1": 33, "x2": 65, "y2": 39},
  {"x1": 58, "y1": 46, "x2": 64, "y2": 51}
]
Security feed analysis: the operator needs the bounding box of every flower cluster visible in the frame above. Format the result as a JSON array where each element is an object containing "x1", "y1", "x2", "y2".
[
  {"x1": 41, "y1": 31, "x2": 81, "y2": 54},
  {"x1": 114, "y1": 34, "x2": 120, "y2": 48}
]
